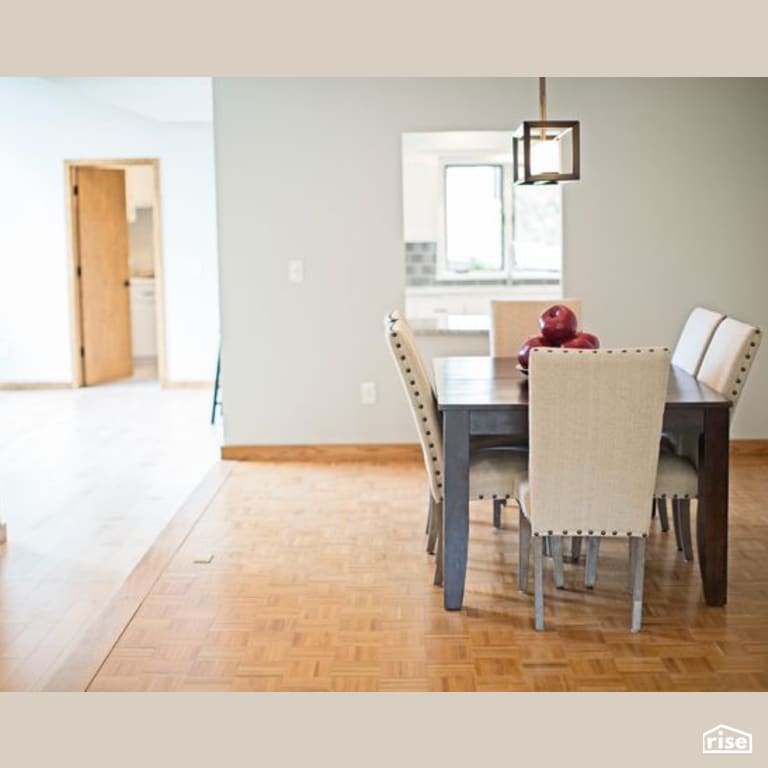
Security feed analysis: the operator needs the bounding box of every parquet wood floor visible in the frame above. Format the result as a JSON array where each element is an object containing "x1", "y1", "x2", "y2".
[{"x1": 89, "y1": 457, "x2": 768, "y2": 691}]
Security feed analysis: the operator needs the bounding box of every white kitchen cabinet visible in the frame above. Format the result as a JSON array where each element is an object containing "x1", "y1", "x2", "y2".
[{"x1": 129, "y1": 277, "x2": 157, "y2": 358}]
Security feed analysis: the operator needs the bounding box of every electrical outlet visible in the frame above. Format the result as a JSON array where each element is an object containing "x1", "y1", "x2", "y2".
[
  {"x1": 361, "y1": 381, "x2": 377, "y2": 405},
  {"x1": 288, "y1": 259, "x2": 304, "y2": 283}
]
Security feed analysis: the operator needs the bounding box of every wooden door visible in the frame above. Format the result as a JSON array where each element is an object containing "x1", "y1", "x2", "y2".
[{"x1": 74, "y1": 167, "x2": 133, "y2": 384}]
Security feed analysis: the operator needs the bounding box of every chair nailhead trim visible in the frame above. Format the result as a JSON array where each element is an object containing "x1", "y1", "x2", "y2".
[
  {"x1": 612, "y1": 531, "x2": 618, "y2": 535},
  {"x1": 600, "y1": 530, "x2": 606, "y2": 535},
  {"x1": 588, "y1": 530, "x2": 594, "y2": 535},
  {"x1": 576, "y1": 529, "x2": 582, "y2": 534}
]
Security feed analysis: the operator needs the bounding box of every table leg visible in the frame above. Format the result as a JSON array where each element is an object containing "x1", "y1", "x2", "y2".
[
  {"x1": 697, "y1": 407, "x2": 729, "y2": 606},
  {"x1": 443, "y1": 409, "x2": 470, "y2": 610}
]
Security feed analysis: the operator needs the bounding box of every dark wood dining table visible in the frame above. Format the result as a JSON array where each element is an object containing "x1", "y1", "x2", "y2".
[{"x1": 433, "y1": 356, "x2": 731, "y2": 611}]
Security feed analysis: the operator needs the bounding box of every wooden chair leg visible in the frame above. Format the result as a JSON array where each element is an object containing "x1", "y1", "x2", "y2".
[
  {"x1": 630, "y1": 538, "x2": 647, "y2": 632},
  {"x1": 493, "y1": 498, "x2": 504, "y2": 529},
  {"x1": 672, "y1": 498, "x2": 683, "y2": 552},
  {"x1": 426, "y1": 495, "x2": 438, "y2": 555},
  {"x1": 677, "y1": 497, "x2": 694, "y2": 562},
  {"x1": 534, "y1": 536, "x2": 545, "y2": 631},
  {"x1": 570, "y1": 536, "x2": 582, "y2": 563},
  {"x1": 656, "y1": 497, "x2": 669, "y2": 532},
  {"x1": 433, "y1": 500, "x2": 444, "y2": 586},
  {"x1": 550, "y1": 536, "x2": 565, "y2": 590},
  {"x1": 518, "y1": 509, "x2": 531, "y2": 592},
  {"x1": 584, "y1": 537, "x2": 600, "y2": 589}
]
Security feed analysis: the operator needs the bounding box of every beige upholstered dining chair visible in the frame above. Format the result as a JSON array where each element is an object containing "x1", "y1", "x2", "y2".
[
  {"x1": 490, "y1": 298, "x2": 582, "y2": 358},
  {"x1": 385, "y1": 311, "x2": 528, "y2": 585},
  {"x1": 655, "y1": 307, "x2": 726, "y2": 535},
  {"x1": 671, "y1": 307, "x2": 726, "y2": 376},
  {"x1": 516, "y1": 346, "x2": 671, "y2": 632},
  {"x1": 489, "y1": 298, "x2": 582, "y2": 533},
  {"x1": 656, "y1": 317, "x2": 762, "y2": 560}
]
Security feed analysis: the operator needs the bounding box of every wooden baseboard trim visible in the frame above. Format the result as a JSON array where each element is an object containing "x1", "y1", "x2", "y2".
[
  {"x1": 0, "y1": 382, "x2": 73, "y2": 390},
  {"x1": 41, "y1": 461, "x2": 234, "y2": 692},
  {"x1": 730, "y1": 439, "x2": 768, "y2": 457},
  {"x1": 221, "y1": 443, "x2": 422, "y2": 463},
  {"x1": 222, "y1": 441, "x2": 768, "y2": 462}
]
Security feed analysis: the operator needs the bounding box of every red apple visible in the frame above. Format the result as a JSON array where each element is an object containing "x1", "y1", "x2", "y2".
[
  {"x1": 539, "y1": 304, "x2": 578, "y2": 343},
  {"x1": 561, "y1": 332, "x2": 600, "y2": 350},
  {"x1": 517, "y1": 335, "x2": 551, "y2": 370}
]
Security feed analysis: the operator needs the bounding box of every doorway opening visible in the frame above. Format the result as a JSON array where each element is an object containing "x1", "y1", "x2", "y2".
[{"x1": 66, "y1": 159, "x2": 166, "y2": 386}]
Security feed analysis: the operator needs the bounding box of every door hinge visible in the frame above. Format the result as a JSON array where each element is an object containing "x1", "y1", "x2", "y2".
[
  {"x1": 73, "y1": 184, "x2": 78, "y2": 196},
  {"x1": 76, "y1": 265, "x2": 82, "y2": 278},
  {"x1": 80, "y1": 346, "x2": 85, "y2": 357}
]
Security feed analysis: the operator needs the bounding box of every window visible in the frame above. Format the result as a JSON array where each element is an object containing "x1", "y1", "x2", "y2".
[
  {"x1": 444, "y1": 164, "x2": 504, "y2": 276},
  {"x1": 437, "y1": 157, "x2": 561, "y2": 282}
]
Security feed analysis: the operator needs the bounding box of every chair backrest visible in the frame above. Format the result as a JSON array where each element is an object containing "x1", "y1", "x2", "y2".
[
  {"x1": 697, "y1": 317, "x2": 761, "y2": 410},
  {"x1": 490, "y1": 299, "x2": 582, "y2": 357},
  {"x1": 527, "y1": 346, "x2": 670, "y2": 537},
  {"x1": 671, "y1": 307, "x2": 725, "y2": 376},
  {"x1": 385, "y1": 311, "x2": 444, "y2": 502}
]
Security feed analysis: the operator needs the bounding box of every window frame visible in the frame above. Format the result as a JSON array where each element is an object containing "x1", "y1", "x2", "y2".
[
  {"x1": 435, "y1": 154, "x2": 562, "y2": 284},
  {"x1": 436, "y1": 159, "x2": 511, "y2": 282}
]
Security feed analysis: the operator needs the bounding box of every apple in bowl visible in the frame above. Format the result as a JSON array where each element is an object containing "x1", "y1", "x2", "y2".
[
  {"x1": 561, "y1": 332, "x2": 600, "y2": 350},
  {"x1": 539, "y1": 304, "x2": 579, "y2": 343}
]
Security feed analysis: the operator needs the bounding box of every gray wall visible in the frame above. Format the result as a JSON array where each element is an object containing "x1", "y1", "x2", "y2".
[{"x1": 213, "y1": 78, "x2": 768, "y2": 445}]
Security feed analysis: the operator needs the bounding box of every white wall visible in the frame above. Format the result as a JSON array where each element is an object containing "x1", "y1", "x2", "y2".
[
  {"x1": 0, "y1": 78, "x2": 219, "y2": 383},
  {"x1": 213, "y1": 78, "x2": 768, "y2": 444}
]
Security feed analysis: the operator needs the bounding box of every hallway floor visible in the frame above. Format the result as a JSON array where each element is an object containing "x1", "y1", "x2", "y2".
[{"x1": 0, "y1": 380, "x2": 221, "y2": 690}]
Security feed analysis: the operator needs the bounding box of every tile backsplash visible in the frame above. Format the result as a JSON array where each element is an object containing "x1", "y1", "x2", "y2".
[
  {"x1": 404, "y1": 242, "x2": 559, "y2": 288},
  {"x1": 405, "y1": 242, "x2": 437, "y2": 286}
]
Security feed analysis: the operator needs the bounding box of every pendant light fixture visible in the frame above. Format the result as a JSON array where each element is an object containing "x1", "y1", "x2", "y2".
[{"x1": 513, "y1": 77, "x2": 580, "y2": 185}]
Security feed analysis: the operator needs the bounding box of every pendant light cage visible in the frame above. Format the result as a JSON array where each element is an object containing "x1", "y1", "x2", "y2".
[{"x1": 513, "y1": 78, "x2": 580, "y2": 185}]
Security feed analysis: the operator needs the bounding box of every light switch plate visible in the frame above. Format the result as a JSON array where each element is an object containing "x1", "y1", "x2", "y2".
[
  {"x1": 361, "y1": 381, "x2": 377, "y2": 405},
  {"x1": 288, "y1": 259, "x2": 304, "y2": 283}
]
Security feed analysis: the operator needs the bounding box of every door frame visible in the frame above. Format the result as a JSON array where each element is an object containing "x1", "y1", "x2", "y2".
[{"x1": 65, "y1": 158, "x2": 167, "y2": 387}]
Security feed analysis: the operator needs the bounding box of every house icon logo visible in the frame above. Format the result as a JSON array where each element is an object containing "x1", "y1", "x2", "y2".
[{"x1": 702, "y1": 724, "x2": 753, "y2": 754}]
